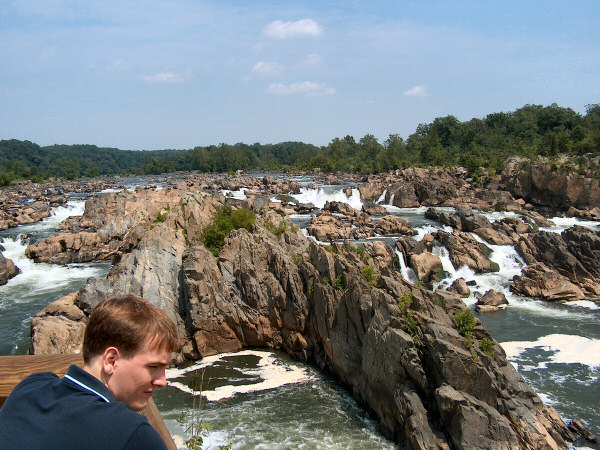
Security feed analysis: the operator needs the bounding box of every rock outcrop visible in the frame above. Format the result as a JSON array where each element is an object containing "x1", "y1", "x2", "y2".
[
  {"x1": 29, "y1": 292, "x2": 87, "y2": 355},
  {"x1": 501, "y1": 156, "x2": 600, "y2": 214},
  {"x1": 433, "y1": 230, "x2": 500, "y2": 273},
  {"x1": 515, "y1": 227, "x2": 600, "y2": 296},
  {"x1": 475, "y1": 289, "x2": 509, "y2": 313},
  {"x1": 27, "y1": 185, "x2": 576, "y2": 449},
  {"x1": 0, "y1": 251, "x2": 20, "y2": 286},
  {"x1": 511, "y1": 263, "x2": 586, "y2": 302},
  {"x1": 20, "y1": 168, "x2": 598, "y2": 448}
]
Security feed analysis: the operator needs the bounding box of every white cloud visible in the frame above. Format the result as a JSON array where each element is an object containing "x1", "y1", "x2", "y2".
[
  {"x1": 300, "y1": 53, "x2": 323, "y2": 67},
  {"x1": 262, "y1": 19, "x2": 322, "y2": 40},
  {"x1": 266, "y1": 81, "x2": 336, "y2": 97},
  {"x1": 139, "y1": 69, "x2": 193, "y2": 84},
  {"x1": 403, "y1": 85, "x2": 428, "y2": 97},
  {"x1": 252, "y1": 61, "x2": 283, "y2": 76},
  {"x1": 107, "y1": 59, "x2": 131, "y2": 72}
]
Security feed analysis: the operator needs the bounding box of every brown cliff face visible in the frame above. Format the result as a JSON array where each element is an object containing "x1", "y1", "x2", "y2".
[
  {"x1": 25, "y1": 180, "x2": 578, "y2": 449},
  {"x1": 501, "y1": 156, "x2": 600, "y2": 216},
  {"x1": 178, "y1": 216, "x2": 573, "y2": 449}
]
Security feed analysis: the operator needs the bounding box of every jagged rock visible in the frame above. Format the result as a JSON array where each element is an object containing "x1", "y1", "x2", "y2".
[
  {"x1": 0, "y1": 252, "x2": 20, "y2": 285},
  {"x1": 29, "y1": 292, "x2": 87, "y2": 355},
  {"x1": 434, "y1": 230, "x2": 500, "y2": 273},
  {"x1": 306, "y1": 214, "x2": 353, "y2": 241},
  {"x1": 363, "y1": 240, "x2": 396, "y2": 274},
  {"x1": 25, "y1": 185, "x2": 578, "y2": 449},
  {"x1": 409, "y1": 252, "x2": 443, "y2": 283},
  {"x1": 511, "y1": 263, "x2": 585, "y2": 302},
  {"x1": 425, "y1": 208, "x2": 491, "y2": 232},
  {"x1": 176, "y1": 217, "x2": 574, "y2": 448},
  {"x1": 568, "y1": 419, "x2": 598, "y2": 443},
  {"x1": 447, "y1": 278, "x2": 470, "y2": 297},
  {"x1": 502, "y1": 156, "x2": 600, "y2": 211},
  {"x1": 516, "y1": 227, "x2": 600, "y2": 296},
  {"x1": 361, "y1": 201, "x2": 388, "y2": 215},
  {"x1": 373, "y1": 215, "x2": 414, "y2": 235},
  {"x1": 475, "y1": 289, "x2": 508, "y2": 313}
]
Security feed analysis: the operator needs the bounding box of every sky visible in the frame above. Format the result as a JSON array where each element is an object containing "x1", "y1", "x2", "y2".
[{"x1": 1, "y1": 1, "x2": 599, "y2": 150}]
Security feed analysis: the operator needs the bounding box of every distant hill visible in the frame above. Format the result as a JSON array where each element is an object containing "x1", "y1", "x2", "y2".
[{"x1": 1, "y1": 103, "x2": 598, "y2": 185}]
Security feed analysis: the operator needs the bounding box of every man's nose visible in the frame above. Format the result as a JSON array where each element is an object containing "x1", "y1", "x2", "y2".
[{"x1": 152, "y1": 371, "x2": 168, "y2": 387}]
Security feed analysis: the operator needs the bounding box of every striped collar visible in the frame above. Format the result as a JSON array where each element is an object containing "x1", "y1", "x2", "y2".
[{"x1": 62, "y1": 365, "x2": 115, "y2": 404}]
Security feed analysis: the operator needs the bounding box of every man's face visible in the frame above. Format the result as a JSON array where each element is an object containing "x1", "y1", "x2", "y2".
[{"x1": 107, "y1": 346, "x2": 172, "y2": 411}]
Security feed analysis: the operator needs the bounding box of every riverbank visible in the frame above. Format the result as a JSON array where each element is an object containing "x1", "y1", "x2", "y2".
[{"x1": 1, "y1": 159, "x2": 599, "y2": 448}]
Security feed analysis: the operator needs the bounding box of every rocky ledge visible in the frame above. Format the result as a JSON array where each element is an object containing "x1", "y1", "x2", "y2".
[
  {"x1": 24, "y1": 177, "x2": 592, "y2": 449},
  {"x1": 0, "y1": 248, "x2": 20, "y2": 286}
]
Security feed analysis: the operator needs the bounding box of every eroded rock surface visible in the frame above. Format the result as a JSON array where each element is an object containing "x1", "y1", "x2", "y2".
[
  {"x1": 24, "y1": 175, "x2": 585, "y2": 449},
  {"x1": 0, "y1": 251, "x2": 20, "y2": 286}
]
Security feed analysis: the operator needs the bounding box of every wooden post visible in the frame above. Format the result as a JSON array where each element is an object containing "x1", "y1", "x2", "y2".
[{"x1": 0, "y1": 355, "x2": 177, "y2": 450}]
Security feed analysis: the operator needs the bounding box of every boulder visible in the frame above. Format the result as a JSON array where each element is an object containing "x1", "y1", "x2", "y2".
[
  {"x1": 409, "y1": 252, "x2": 444, "y2": 283},
  {"x1": 0, "y1": 252, "x2": 20, "y2": 285},
  {"x1": 475, "y1": 289, "x2": 508, "y2": 313},
  {"x1": 306, "y1": 214, "x2": 353, "y2": 241},
  {"x1": 425, "y1": 208, "x2": 491, "y2": 232},
  {"x1": 373, "y1": 215, "x2": 414, "y2": 235},
  {"x1": 29, "y1": 292, "x2": 87, "y2": 355},
  {"x1": 516, "y1": 227, "x2": 600, "y2": 296},
  {"x1": 511, "y1": 263, "x2": 585, "y2": 302},
  {"x1": 447, "y1": 278, "x2": 470, "y2": 297},
  {"x1": 361, "y1": 201, "x2": 388, "y2": 215},
  {"x1": 434, "y1": 230, "x2": 500, "y2": 273}
]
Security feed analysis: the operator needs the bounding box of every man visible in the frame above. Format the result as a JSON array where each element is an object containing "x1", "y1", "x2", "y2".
[{"x1": 0, "y1": 295, "x2": 179, "y2": 449}]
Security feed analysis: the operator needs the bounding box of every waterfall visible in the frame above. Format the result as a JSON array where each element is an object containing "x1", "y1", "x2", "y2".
[
  {"x1": 376, "y1": 189, "x2": 387, "y2": 204},
  {"x1": 395, "y1": 249, "x2": 418, "y2": 283}
]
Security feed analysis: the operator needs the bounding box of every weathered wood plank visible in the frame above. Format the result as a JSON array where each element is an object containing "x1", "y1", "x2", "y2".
[{"x1": 0, "y1": 355, "x2": 177, "y2": 450}]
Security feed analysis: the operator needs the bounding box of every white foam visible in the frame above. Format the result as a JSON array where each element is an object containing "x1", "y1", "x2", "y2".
[
  {"x1": 0, "y1": 236, "x2": 106, "y2": 295},
  {"x1": 540, "y1": 216, "x2": 600, "y2": 233},
  {"x1": 501, "y1": 334, "x2": 600, "y2": 369},
  {"x1": 10, "y1": 200, "x2": 87, "y2": 234},
  {"x1": 220, "y1": 189, "x2": 247, "y2": 200},
  {"x1": 290, "y1": 187, "x2": 363, "y2": 211},
  {"x1": 564, "y1": 300, "x2": 600, "y2": 310},
  {"x1": 414, "y1": 224, "x2": 453, "y2": 242},
  {"x1": 167, "y1": 350, "x2": 310, "y2": 402},
  {"x1": 479, "y1": 210, "x2": 521, "y2": 223}
]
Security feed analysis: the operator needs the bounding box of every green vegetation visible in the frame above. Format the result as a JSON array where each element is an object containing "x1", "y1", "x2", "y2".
[
  {"x1": 362, "y1": 265, "x2": 380, "y2": 287},
  {"x1": 453, "y1": 309, "x2": 476, "y2": 339},
  {"x1": 155, "y1": 206, "x2": 170, "y2": 223},
  {"x1": 2, "y1": 103, "x2": 598, "y2": 185},
  {"x1": 177, "y1": 370, "x2": 231, "y2": 450},
  {"x1": 201, "y1": 205, "x2": 256, "y2": 256},
  {"x1": 333, "y1": 274, "x2": 346, "y2": 291},
  {"x1": 265, "y1": 219, "x2": 289, "y2": 238},
  {"x1": 398, "y1": 291, "x2": 420, "y2": 344},
  {"x1": 433, "y1": 295, "x2": 448, "y2": 313},
  {"x1": 479, "y1": 338, "x2": 496, "y2": 357}
]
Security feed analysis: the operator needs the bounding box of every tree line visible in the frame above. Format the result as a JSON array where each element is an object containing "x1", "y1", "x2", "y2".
[{"x1": 1, "y1": 103, "x2": 598, "y2": 186}]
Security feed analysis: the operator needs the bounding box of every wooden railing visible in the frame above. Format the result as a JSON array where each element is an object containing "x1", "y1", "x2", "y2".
[{"x1": 0, "y1": 354, "x2": 177, "y2": 450}]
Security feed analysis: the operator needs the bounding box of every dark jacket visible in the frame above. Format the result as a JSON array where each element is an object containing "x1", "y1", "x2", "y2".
[{"x1": 0, "y1": 365, "x2": 167, "y2": 449}]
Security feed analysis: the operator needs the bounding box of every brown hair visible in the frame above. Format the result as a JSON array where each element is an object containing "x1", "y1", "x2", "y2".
[{"x1": 82, "y1": 294, "x2": 178, "y2": 364}]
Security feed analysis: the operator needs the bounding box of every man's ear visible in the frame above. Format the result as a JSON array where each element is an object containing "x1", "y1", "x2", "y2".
[{"x1": 102, "y1": 347, "x2": 120, "y2": 375}]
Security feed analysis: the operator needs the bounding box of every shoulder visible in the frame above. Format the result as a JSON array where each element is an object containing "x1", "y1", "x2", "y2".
[
  {"x1": 7, "y1": 371, "x2": 58, "y2": 396},
  {"x1": 122, "y1": 421, "x2": 168, "y2": 450}
]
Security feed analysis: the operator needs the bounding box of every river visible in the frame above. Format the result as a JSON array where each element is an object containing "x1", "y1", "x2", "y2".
[{"x1": 1, "y1": 176, "x2": 599, "y2": 449}]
